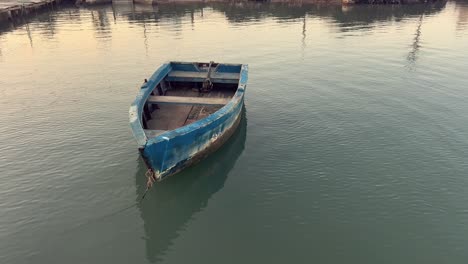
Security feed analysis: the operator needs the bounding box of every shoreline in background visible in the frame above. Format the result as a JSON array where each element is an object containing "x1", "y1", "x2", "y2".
[
  {"x1": 0, "y1": 0, "x2": 448, "y2": 23},
  {"x1": 79, "y1": 0, "x2": 445, "y2": 5},
  {"x1": 0, "y1": 0, "x2": 64, "y2": 22}
]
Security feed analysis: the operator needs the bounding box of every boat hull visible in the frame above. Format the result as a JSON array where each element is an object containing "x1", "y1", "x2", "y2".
[
  {"x1": 130, "y1": 62, "x2": 248, "y2": 180},
  {"x1": 141, "y1": 94, "x2": 244, "y2": 180}
]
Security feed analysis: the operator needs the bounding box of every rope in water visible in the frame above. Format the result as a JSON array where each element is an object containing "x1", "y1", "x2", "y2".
[
  {"x1": 60, "y1": 170, "x2": 156, "y2": 235},
  {"x1": 59, "y1": 201, "x2": 138, "y2": 236},
  {"x1": 141, "y1": 169, "x2": 157, "y2": 201}
]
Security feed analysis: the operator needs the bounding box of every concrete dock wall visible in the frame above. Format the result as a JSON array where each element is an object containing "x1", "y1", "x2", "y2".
[{"x1": 75, "y1": 0, "x2": 111, "y2": 4}]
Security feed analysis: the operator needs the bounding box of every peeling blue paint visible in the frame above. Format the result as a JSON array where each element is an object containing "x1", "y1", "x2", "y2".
[
  {"x1": 129, "y1": 63, "x2": 172, "y2": 147},
  {"x1": 129, "y1": 62, "x2": 248, "y2": 179}
]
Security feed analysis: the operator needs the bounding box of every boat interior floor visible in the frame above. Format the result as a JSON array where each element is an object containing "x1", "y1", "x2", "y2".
[{"x1": 146, "y1": 88, "x2": 235, "y2": 132}]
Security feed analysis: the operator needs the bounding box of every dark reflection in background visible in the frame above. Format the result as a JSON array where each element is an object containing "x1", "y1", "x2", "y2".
[
  {"x1": 114, "y1": 2, "x2": 447, "y2": 28},
  {"x1": 0, "y1": 1, "x2": 450, "y2": 35}
]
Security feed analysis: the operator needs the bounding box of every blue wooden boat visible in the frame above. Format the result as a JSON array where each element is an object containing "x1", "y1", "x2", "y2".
[{"x1": 129, "y1": 61, "x2": 248, "y2": 181}]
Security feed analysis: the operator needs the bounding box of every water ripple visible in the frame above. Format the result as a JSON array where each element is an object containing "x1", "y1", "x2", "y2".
[{"x1": 1, "y1": 1, "x2": 468, "y2": 264}]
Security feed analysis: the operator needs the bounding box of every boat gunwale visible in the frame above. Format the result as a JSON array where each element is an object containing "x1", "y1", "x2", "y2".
[{"x1": 129, "y1": 61, "x2": 248, "y2": 148}]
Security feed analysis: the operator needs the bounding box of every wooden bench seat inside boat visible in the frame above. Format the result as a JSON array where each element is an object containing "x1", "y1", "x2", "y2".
[
  {"x1": 166, "y1": 71, "x2": 240, "y2": 84},
  {"x1": 147, "y1": 95, "x2": 230, "y2": 106},
  {"x1": 144, "y1": 88, "x2": 235, "y2": 132}
]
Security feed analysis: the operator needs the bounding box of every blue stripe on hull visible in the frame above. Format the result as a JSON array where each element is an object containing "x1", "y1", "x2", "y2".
[
  {"x1": 129, "y1": 63, "x2": 172, "y2": 147},
  {"x1": 130, "y1": 62, "x2": 248, "y2": 180}
]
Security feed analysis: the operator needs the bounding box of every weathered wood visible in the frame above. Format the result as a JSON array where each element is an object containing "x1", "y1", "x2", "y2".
[
  {"x1": 145, "y1": 89, "x2": 233, "y2": 131},
  {"x1": 130, "y1": 61, "x2": 248, "y2": 181},
  {"x1": 166, "y1": 71, "x2": 240, "y2": 84},
  {"x1": 201, "y1": 61, "x2": 214, "y2": 92},
  {"x1": 147, "y1": 95, "x2": 230, "y2": 106}
]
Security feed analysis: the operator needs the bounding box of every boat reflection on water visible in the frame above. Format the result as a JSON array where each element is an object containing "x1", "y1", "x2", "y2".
[{"x1": 135, "y1": 107, "x2": 247, "y2": 263}]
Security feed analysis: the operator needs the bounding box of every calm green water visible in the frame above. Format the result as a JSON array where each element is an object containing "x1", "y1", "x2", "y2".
[{"x1": 1, "y1": 1, "x2": 468, "y2": 263}]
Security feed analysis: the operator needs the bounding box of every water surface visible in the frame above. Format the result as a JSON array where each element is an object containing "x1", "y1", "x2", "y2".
[{"x1": 1, "y1": 1, "x2": 468, "y2": 263}]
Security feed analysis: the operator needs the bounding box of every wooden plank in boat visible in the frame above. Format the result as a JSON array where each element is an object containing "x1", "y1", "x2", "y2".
[
  {"x1": 166, "y1": 71, "x2": 240, "y2": 84},
  {"x1": 147, "y1": 96, "x2": 229, "y2": 106}
]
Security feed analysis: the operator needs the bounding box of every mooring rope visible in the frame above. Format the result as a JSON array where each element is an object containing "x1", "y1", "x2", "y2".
[
  {"x1": 58, "y1": 201, "x2": 137, "y2": 236},
  {"x1": 140, "y1": 169, "x2": 156, "y2": 201},
  {"x1": 59, "y1": 171, "x2": 156, "y2": 236}
]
